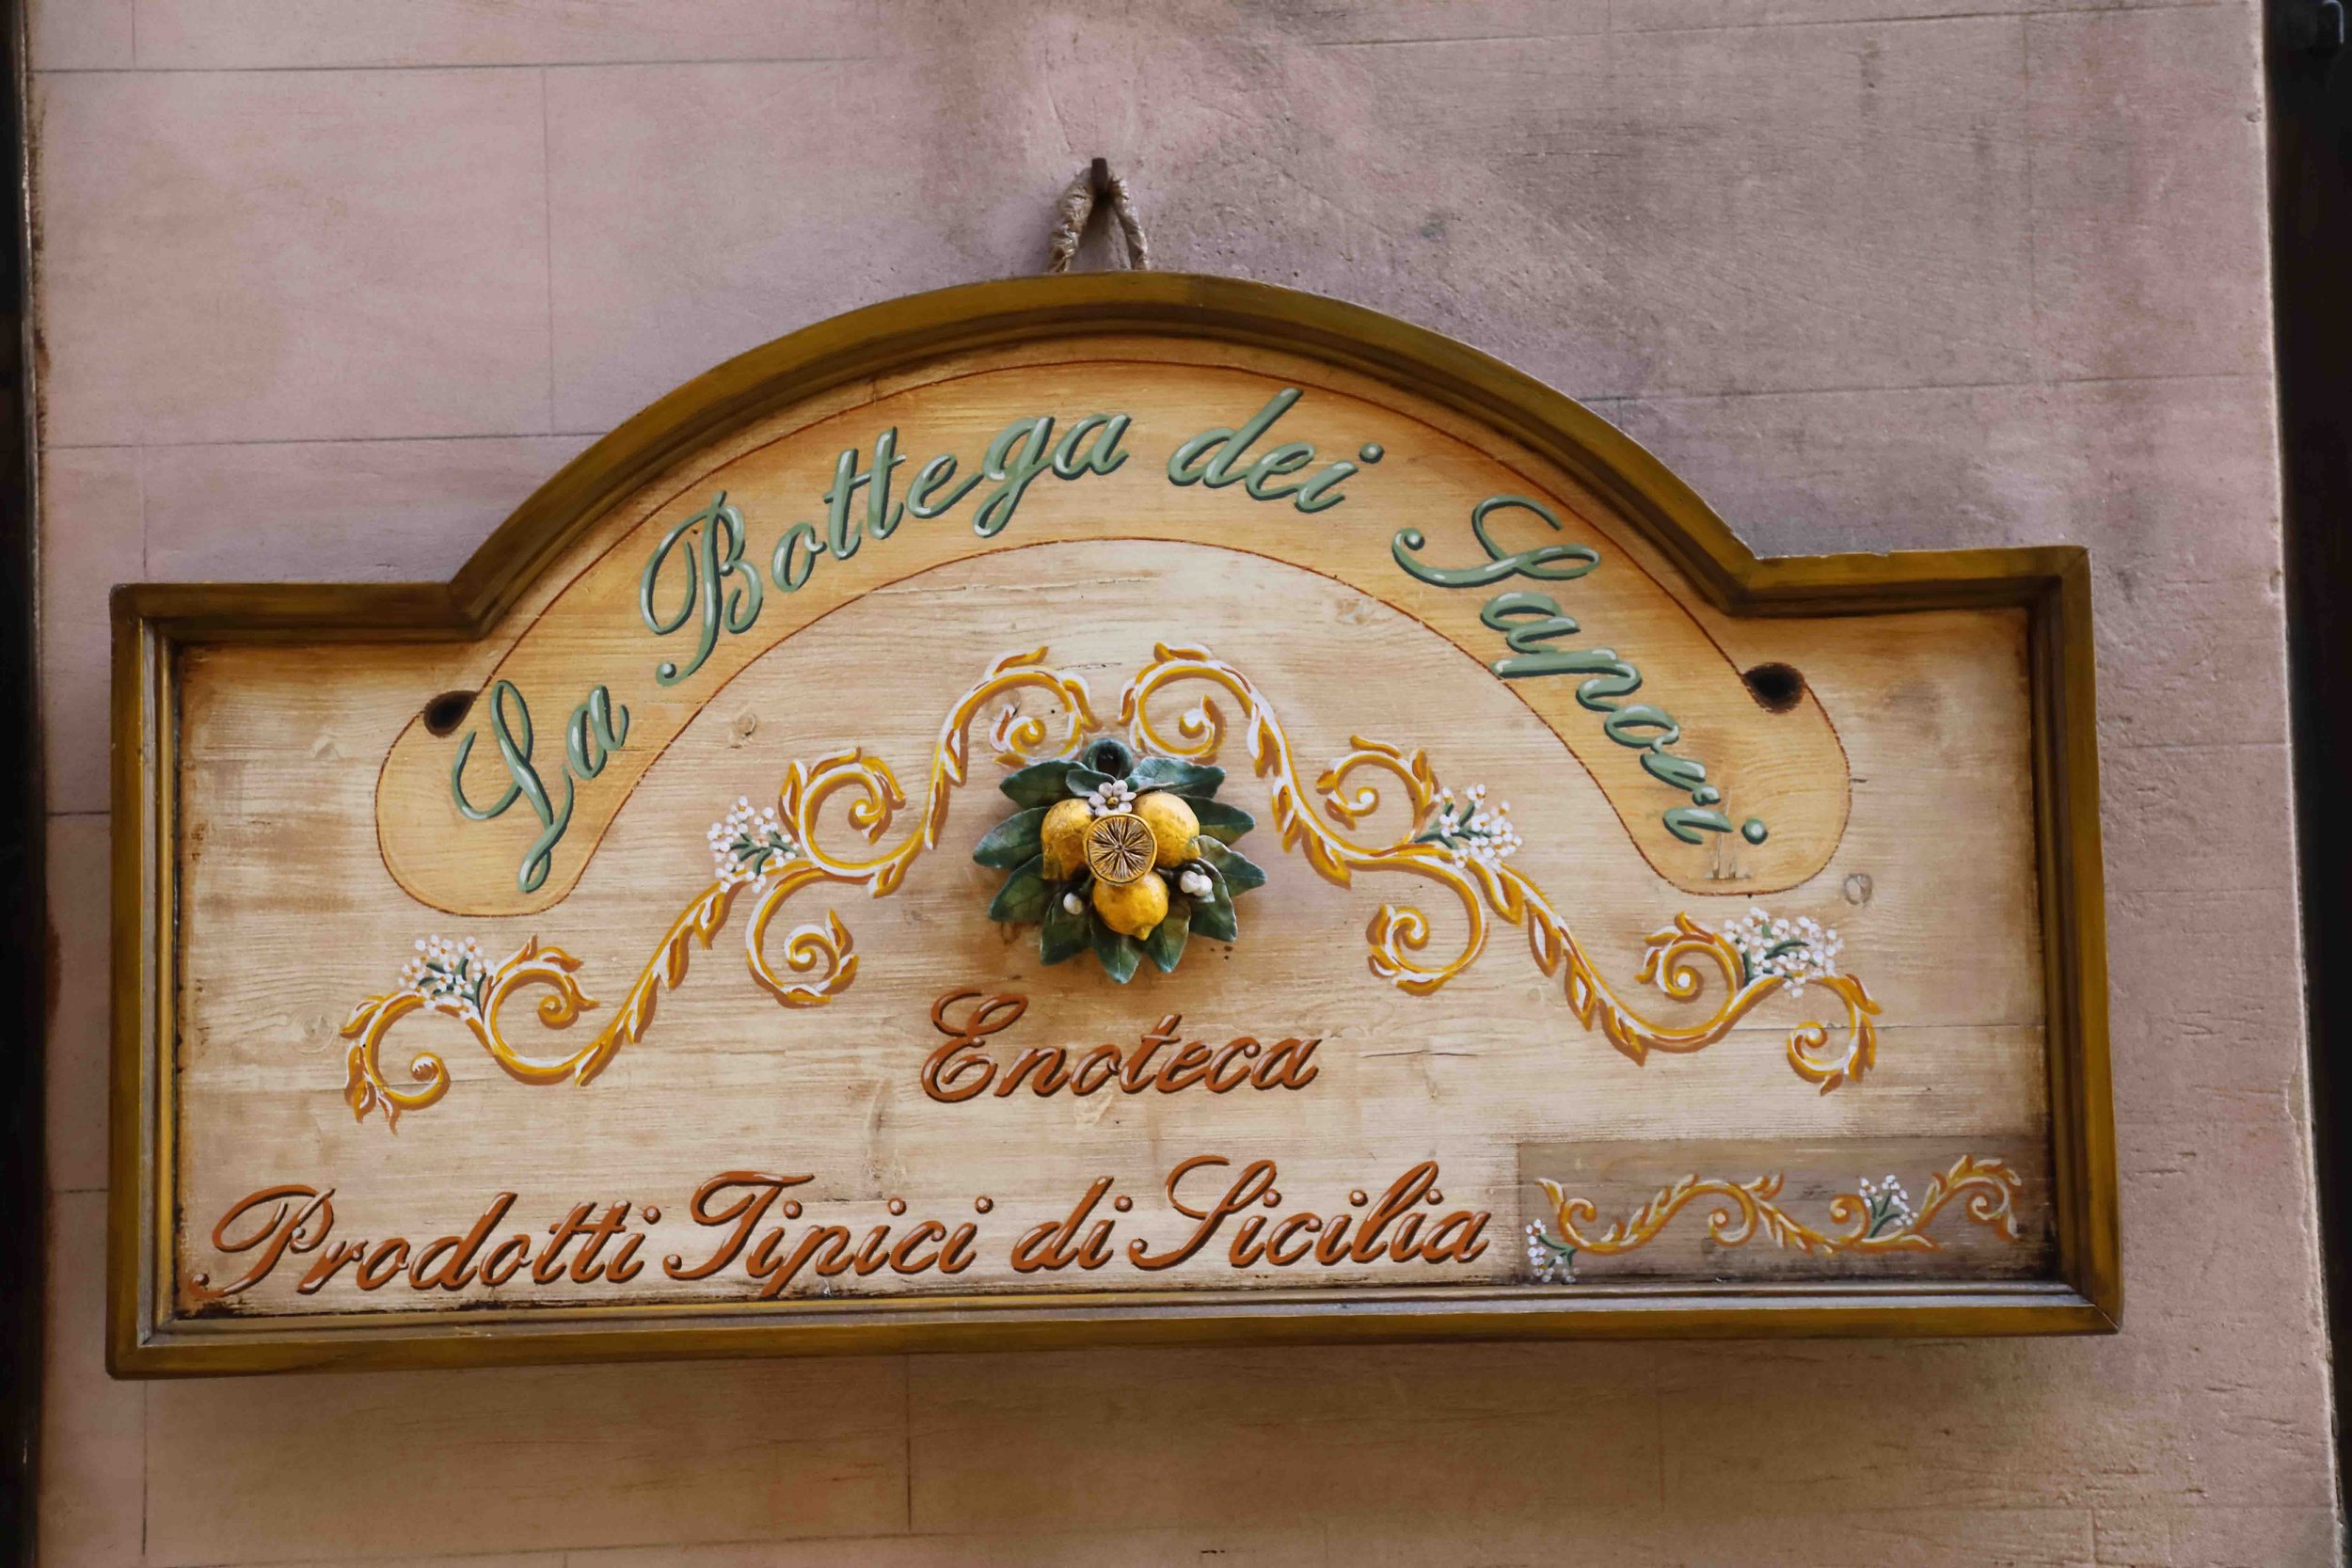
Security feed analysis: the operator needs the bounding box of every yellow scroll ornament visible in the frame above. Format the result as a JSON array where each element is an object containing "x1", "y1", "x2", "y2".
[
  {"x1": 342, "y1": 646, "x2": 1880, "y2": 1127},
  {"x1": 1523, "y1": 1155, "x2": 2026, "y2": 1282}
]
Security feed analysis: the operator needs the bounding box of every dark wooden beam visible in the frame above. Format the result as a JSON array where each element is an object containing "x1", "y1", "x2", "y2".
[{"x1": 2266, "y1": 0, "x2": 2352, "y2": 1519}]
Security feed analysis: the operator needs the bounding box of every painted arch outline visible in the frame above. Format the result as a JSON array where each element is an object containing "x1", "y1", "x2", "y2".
[{"x1": 364, "y1": 281, "x2": 1896, "y2": 916}]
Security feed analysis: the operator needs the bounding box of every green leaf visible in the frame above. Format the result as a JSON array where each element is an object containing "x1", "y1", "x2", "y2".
[
  {"x1": 1144, "y1": 895, "x2": 1191, "y2": 973},
  {"x1": 1131, "y1": 757, "x2": 1225, "y2": 797},
  {"x1": 987, "y1": 856, "x2": 1051, "y2": 924},
  {"x1": 1090, "y1": 920, "x2": 1142, "y2": 983},
  {"x1": 1000, "y1": 760, "x2": 1074, "y2": 809},
  {"x1": 1195, "y1": 837, "x2": 1267, "y2": 894},
  {"x1": 1040, "y1": 885, "x2": 1089, "y2": 963},
  {"x1": 1064, "y1": 767, "x2": 1115, "y2": 798},
  {"x1": 973, "y1": 806, "x2": 1049, "y2": 868},
  {"x1": 1188, "y1": 868, "x2": 1239, "y2": 942},
  {"x1": 1187, "y1": 798, "x2": 1255, "y2": 844}
]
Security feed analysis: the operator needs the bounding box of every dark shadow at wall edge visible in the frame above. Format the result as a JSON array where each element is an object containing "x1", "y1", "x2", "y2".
[
  {"x1": 0, "y1": 0, "x2": 35, "y2": 1560},
  {"x1": 2269, "y1": 1, "x2": 2352, "y2": 1532}
]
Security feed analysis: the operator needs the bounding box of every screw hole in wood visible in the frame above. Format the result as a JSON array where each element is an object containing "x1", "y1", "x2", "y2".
[
  {"x1": 1741, "y1": 662, "x2": 1804, "y2": 714},
  {"x1": 421, "y1": 689, "x2": 477, "y2": 737}
]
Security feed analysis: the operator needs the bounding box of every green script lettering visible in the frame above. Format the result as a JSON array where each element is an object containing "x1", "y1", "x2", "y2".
[
  {"x1": 450, "y1": 679, "x2": 630, "y2": 895},
  {"x1": 1167, "y1": 388, "x2": 1380, "y2": 514},
  {"x1": 639, "y1": 491, "x2": 762, "y2": 686},
  {"x1": 1391, "y1": 493, "x2": 1766, "y2": 847}
]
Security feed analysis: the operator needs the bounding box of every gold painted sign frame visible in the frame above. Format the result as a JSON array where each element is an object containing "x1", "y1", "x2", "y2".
[{"x1": 108, "y1": 273, "x2": 2118, "y2": 1374}]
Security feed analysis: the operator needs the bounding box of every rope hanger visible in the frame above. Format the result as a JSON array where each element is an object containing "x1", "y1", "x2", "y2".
[{"x1": 1045, "y1": 157, "x2": 1151, "y2": 274}]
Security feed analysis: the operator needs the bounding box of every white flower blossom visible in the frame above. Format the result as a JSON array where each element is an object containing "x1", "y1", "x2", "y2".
[
  {"x1": 1856, "y1": 1174, "x2": 1916, "y2": 1237},
  {"x1": 1415, "y1": 783, "x2": 1523, "y2": 871},
  {"x1": 1061, "y1": 891, "x2": 1086, "y2": 915},
  {"x1": 1717, "y1": 906, "x2": 1843, "y2": 996},
  {"x1": 707, "y1": 796, "x2": 799, "y2": 888},
  {"x1": 1523, "y1": 1220, "x2": 1577, "y2": 1284},
  {"x1": 1178, "y1": 868, "x2": 1213, "y2": 899},
  {"x1": 1086, "y1": 779, "x2": 1136, "y2": 817},
  {"x1": 400, "y1": 934, "x2": 488, "y2": 1017}
]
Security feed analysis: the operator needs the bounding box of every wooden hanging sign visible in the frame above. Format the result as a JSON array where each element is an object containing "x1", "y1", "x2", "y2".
[{"x1": 109, "y1": 274, "x2": 2117, "y2": 1373}]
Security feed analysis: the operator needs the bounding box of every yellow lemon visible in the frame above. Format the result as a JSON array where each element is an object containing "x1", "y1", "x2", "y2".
[
  {"x1": 1133, "y1": 790, "x2": 1201, "y2": 869},
  {"x1": 1092, "y1": 872, "x2": 1169, "y2": 939},
  {"x1": 1085, "y1": 813, "x2": 1156, "y2": 884},
  {"x1": 1041, "y1": 797, "x2": 1096, "y2": 879}
]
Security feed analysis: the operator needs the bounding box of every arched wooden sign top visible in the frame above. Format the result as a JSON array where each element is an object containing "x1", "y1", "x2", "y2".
[
  {"x1": 110, "y1": 274, "x2": 2117, "y2": 1374},
  {"x1": 387, "y1": 352, "x2": 1851, "y2": 915}
]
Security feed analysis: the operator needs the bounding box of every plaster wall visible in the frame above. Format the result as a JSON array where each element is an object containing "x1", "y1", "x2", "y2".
[{"x1": 29, "y1": 2, "x2": 2328, "y2": 1563}]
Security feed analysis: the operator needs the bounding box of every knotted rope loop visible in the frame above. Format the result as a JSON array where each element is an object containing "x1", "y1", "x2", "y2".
[{"x1": 1046, "y1": 157, "x2": 1151, "y2": 274}]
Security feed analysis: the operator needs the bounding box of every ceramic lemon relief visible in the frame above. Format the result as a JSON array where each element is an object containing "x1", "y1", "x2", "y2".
[{"x1": 974, "y1": 736, "x2": 1265, "y2": 981}]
